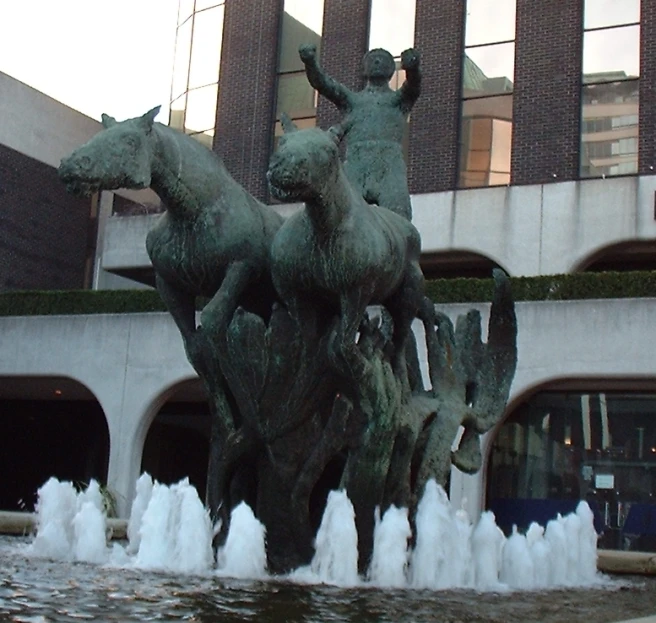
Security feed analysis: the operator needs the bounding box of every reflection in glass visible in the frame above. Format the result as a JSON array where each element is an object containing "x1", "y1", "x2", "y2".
[
  {"x1": 369, "y1": 0, "x2": 416, "y2": 56},
  {"x1": 584, "y1": 0, "x2": 640, "y2": 30},
  {"x1": 459, "y1": 94, "x2": 512, "y2": 188},
  {"x1": 275, "y1": 0, "x2": 324, "y2": 139},
  {"x1": 487, "y1": 391, "x2": 656, "y2": 551},
  {"x1": 276, "y1": 72, "x2": 317, "y2": 117},
  {"x1": 185, "y1": 85, "x2": 219, "y2": 133},
  {"x1": 465, "y1": 0, "x2": 516, "y2": 47},
  {"x1": 188, "y1": 5, "x2": 224, "y2": 89},
  {"x1": 463, "y1": 42, "x2": 514, "y2": 97},
  {"x1": 581, "y1": 81, "x2": 639, "y2": 178},
  {"x1": 171, "y1": 18, "x2": 192, "y2": 100},
  {"x1": 583, "y1": 25, "x2": 640, "y2": 81}
]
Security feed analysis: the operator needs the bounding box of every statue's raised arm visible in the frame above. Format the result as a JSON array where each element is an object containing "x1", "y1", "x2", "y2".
[
  {"x1": 299, "y1": 43, "x2": 353, "y2": 110},
  {"x1": 396, "y1": 48, "x2": 421, "y2": 114}
]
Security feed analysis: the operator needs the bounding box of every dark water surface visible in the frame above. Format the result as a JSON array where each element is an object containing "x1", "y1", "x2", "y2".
[{"x1": 1, "y1": 537, "x2": 655, "y2": 623}]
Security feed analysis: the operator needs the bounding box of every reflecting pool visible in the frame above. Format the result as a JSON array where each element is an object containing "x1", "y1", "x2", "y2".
[{"x1": 2, "y1": 536, "x2": 656, "y2": 623}]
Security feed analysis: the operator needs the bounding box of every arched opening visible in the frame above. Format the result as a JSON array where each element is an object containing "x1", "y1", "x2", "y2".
[
  {"x1": 141, "y1": 379, "x2": 210, "y2": 498},
  {"x1": 0, "y1": 376, "x2": 109, "y2": 512},
  {"x1": 486, "y1": 380, "x2": 656, "y2": 552},
  {"x1": 577, "y1": 239, "x2": 656, "y2": 272},
  {"x1": 421, "y1": 250, "x2": 505, "y2": 279}
]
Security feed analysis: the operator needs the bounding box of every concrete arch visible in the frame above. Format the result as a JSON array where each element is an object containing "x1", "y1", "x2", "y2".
[
  {"x1": 0, "y1": 374, "x2": 111, "y2": 511},
  {"x1": 570, "y1": 238, "x2": 656, "y2": 273},
  {"x1": 421, "y1": 248, "x2": 510, "y2": 279}
]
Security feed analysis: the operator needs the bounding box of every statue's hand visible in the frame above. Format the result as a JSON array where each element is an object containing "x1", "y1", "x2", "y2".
[
  {"x1": 299, "y1": 43, "x2": 317, "y2": 64},
  {"x1": 401, "y1": 48, "x2": 420, "y2": 71}
]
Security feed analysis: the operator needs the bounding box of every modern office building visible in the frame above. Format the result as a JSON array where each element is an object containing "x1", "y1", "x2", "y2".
[{"x1": 1, "y1": 0, "x2": 656, "y2": 550}]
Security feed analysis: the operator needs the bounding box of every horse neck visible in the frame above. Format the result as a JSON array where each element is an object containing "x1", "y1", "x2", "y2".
[
  {"x1": 149, "y1": 124, "x2": 232, "y2": 219},
  {"x1": 305, "y1": 166, "x2": 355, "y2": 235}
]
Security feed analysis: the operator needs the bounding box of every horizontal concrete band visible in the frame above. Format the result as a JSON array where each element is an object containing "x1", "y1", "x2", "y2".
[{"x1": 0, "y1": 511, "x2": 127, "y2": 540}]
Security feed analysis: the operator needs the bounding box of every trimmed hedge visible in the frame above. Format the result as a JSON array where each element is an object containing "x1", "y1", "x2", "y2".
[{"x1": 1, "y1": 271, "x2": 655, "y2": 316}]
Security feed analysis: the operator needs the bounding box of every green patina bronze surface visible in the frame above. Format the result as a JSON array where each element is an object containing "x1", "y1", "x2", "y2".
[
  {"x1": 299, "y1": 44, "x2": 421, "y2": 221},
  {"x1": 59, "y1": 48, "x2": 517, "y2": 574}
]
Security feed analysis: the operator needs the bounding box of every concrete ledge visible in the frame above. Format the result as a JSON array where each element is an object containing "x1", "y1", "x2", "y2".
[
  {"x1": 0, "y1": 511, "x2": 127, "y2": 539},
  {"x1": 598, "y1": 549, "x2": 656, "y2": 575}
]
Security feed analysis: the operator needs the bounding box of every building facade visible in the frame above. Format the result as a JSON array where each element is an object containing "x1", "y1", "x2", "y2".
[{"x1": 2, "y1": 0, "x2": 656, "y2": 551}]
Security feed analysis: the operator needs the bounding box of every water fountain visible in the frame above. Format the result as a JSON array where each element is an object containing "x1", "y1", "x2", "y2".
[{"x1": 38, "y1": 44, "x2": 656, "y2": 621}]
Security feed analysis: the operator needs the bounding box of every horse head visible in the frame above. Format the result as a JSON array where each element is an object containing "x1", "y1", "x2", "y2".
[
  {"x1": 267, "y1": 115, "x2": 343, "y2": 203},
  {"x1": 58, "y1": 106, "x2": 161, "y2": 196}
]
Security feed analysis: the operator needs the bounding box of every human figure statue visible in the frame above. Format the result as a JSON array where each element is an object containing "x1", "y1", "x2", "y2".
[{"x1": 299, "y1": 44, "x2": 421, "y2": 221}]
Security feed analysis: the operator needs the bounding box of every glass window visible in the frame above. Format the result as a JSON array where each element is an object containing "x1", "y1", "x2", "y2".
[
  {"x1": 276, "y1": 72, "x2": 317, "y2": 118},
  {"x1": 465, "y1": 0, "x2": 516, "y2": 46},
  {"x1": 583, "y1": 25, "x2": 640, "y2": 82},
  {"x1": 185, "y1": 85, "x2": 219, "y2": 134},
  {"x1": 487, "y1": 391, "x2": 656, "y2": 551},
  {"x1": 195, "y1": 0, "x2": 223, "y2": 12},
  {"x1": 581, "y1": 80, "x2": 639, "y2": 178},
  {"x1": 459, "y1": 95, "x2": 512, "y2": 187},
  {"x1": 171, "y1": 18, "x2": 192, "y2": 100},
  {"x1": 369, "y1": 0, "x2": 416, "y2": 57},
  {"x1": 178, "y1": 0, "x2": 195, "y2": 26},
  {"x1": 274, "y1": 0, "x2": 324, "y2": 142},
  {"x1": 188, "y1": 4, "x2": 224, "y2": 89},
  {"x1": 169, "y1": 95, "x2": 186, "y2": 131},
  {"x1": 584, "y1": 0, "x2": 640, "y2": 30},
  {"x1": 463, "y1": 42, "x2": 515, "y2": 97}
]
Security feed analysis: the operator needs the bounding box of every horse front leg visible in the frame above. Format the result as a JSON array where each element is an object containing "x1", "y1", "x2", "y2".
[
  {"x1": 328, "y1": 287, "x2": 373, "y2": 382},
  {"x1": 200, "y1": 261, "x2": 255, "y2": 339}
]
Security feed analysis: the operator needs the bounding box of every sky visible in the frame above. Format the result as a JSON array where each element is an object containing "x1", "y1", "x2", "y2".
[{"x1": 0, "y1": 1, "x2": 179, "y2": 123}]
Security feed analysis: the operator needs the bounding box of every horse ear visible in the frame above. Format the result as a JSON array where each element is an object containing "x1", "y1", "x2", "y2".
[
  {"x1": 101, "y1": 113, "x2": 117, "y2": 129},
  {"x1": 327, "y1": 125, "x2": 344, "y2": 144},
  {"x1": 139, "y1": 106, "x2": 161, "y2": 131},
  {"x1": 280, "y1": 112, "x2": 298, "y2": 134}
]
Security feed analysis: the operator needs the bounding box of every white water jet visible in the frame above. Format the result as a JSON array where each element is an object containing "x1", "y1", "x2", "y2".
[
  {"x1": 471, "y1": 510, "x2": 505, "y2": 590},
  {"x1": 134, "y1": 478, "x2": 213, "y2": 574},
  {"x1": 576, "y1": 501, "x2": 599, "y2": 582},
  {"x1": 526, "y1": 522, "x2": 551, "y2": 587},
  {"x1": 369, "y1": 505, "x2": 411, "y2": 588},
  {"x1": 27, "y1": 475, "x2": 602, "y2": 591},
  {"x1": 545, "y1": 514, "x2": 569, "y2": 585},
  {"x1": 410, "y1": 480, "x2": 468, "y2": 589},
  {"x1": 309, "y1": 490, "x2": 359, "y2": 586},
  {"x1": 73, "y1": 501, "x2": 107, "y2": 563},
  {"x1": 30, "y1": 477, "x2": 78, "y2": 560},
  {"x1": 500, "y1": 526, "x2": 534, "y2": 589},
  {"x1": 127, "y1": 473, "x2": 153, "y2": 554},
  {"x1": 217, "y1": 502, "x2": 267, "y2": 578}
]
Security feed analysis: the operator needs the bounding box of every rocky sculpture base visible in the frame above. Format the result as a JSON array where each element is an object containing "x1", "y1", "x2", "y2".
[{"x1": 198, "y1": 271, "x2": 516, "y2": 573}]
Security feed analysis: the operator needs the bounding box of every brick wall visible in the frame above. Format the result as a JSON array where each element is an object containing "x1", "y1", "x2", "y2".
[
  {"x1": 409, "y1": 2, "x2": 465, "y2": 194},
  {"x1": 511, "y1": 0, "x2": 583, "y2": 185},
  {"x1": 213, "y1": 0, "x2": 281, "y2": 201},
  {"x1": 0, "y1": 145, "x2": 91, "y2": 290},
  {"x1": 639, "y1": 0, "x2": 656, "y2": 173},
  {"x1": 315, "y1": 0, "x2": 369, "y2": 130}
]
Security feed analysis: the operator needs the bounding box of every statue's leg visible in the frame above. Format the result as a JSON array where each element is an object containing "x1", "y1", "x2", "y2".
[
  {"x1": 200, "y1": 261, "x2": 255, "y2": 338},
  {"x1": 385, "y1": 262, "x2": 424, "y2": 379},
  {"x1": 328, "y1": 287, "x2": 374, "y2": 380}
]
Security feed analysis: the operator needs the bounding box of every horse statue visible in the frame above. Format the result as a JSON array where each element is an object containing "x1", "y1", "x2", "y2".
[
  {"x1": 267, "y1": 119, "x2": 425, "y2": 377},
  {"x1": 58, "y1": 106, "x2": 285, "y2": 518},
  {"x1": 58, "y1": 106, "x2": 284, "y2": 352}
]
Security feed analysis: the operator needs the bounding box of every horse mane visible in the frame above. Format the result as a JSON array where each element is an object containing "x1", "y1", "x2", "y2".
[{"x1": 150, "y1": 122, "x2": 242, "y2": 214}]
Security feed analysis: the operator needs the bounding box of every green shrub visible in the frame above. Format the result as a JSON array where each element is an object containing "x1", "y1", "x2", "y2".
[{"x1": 1, "y1": 271, "x2": 655, "y2": 316}]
